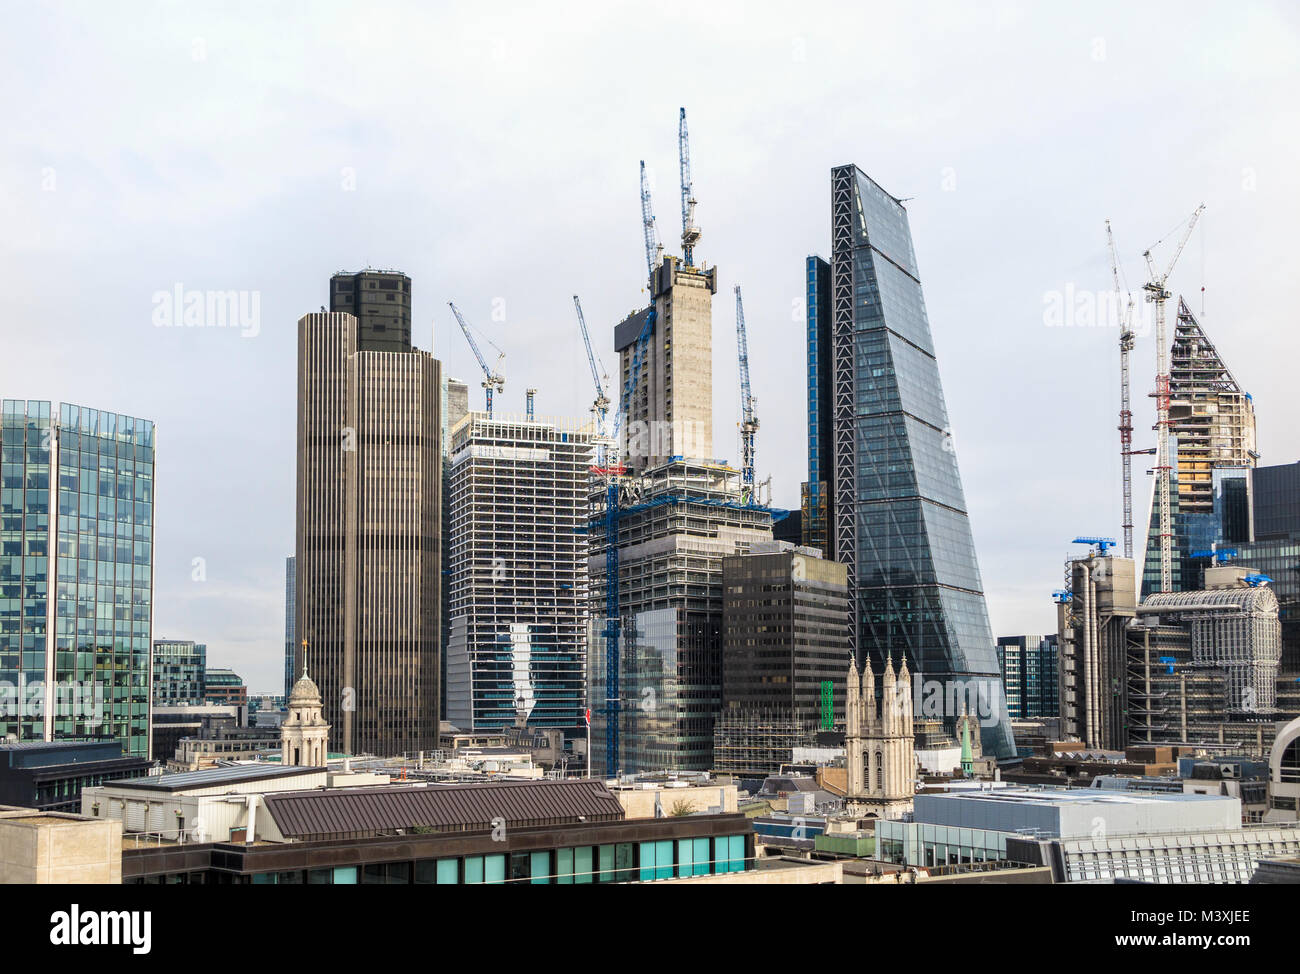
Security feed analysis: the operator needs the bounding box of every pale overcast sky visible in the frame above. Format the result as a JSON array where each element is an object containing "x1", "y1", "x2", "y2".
[{"x1": 3, "y1": 1, "x2": 1297, "y2": 691}]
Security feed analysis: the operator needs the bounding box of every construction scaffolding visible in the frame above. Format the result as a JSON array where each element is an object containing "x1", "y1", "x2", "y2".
[
  {"x1": 712, "y1": 709, "x2": 825, "y2": 779},
  {"x1": 1140, "y1": 583, "x2": 1282, "y2": 716}
]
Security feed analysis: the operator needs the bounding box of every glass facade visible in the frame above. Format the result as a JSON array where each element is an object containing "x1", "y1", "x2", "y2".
[
  {"x1": 211, "y1": 836, "x2": 748, "y2": 885},
  {"x1": 996, "y1": 634, "x2": 1059, "y2": 719},
  {"x1": 152, "y1": 638, "x2": 206, "y2": 705},
  {"x1": 824, "y1": 166, "x2": 1013, "y2": 758},
  {"x1": 1, "y1": 400, "x2": 155, "y2": 757}
]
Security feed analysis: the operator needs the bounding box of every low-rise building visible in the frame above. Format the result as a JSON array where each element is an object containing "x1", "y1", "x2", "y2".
[{"x1": 0, "y1": 741, "x2": 149, "y2": 813}]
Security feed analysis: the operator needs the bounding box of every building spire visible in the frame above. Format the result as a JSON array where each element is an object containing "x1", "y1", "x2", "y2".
[{"x1": 300, "y1": 637, "x2": 310, "y2": 679}]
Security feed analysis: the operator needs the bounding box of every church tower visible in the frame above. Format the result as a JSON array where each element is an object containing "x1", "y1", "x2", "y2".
[
  {"x1": 282, "y1": 641, "x2": 330, "y2": 768},
  {"x1": 844, "y1": 653, "x2": 915, "y2": 819}
]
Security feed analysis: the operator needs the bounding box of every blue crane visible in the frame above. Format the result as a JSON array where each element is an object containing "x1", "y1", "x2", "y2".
[
  {"x1": 733, "y1": 285, "x2": 759, "y2": 501},
  {"x1": 573, "y1": 295, "x2": 610, "y2": 430},
  {"x1": 1072, "y1": 536, "x2": 1117, "y2": 554},
  {"x1": 678, "y1": 107, "x2": 700, "y2": 267},
  {"x1": 448, "y1": 301, "x2": 504, "y2": 416}
]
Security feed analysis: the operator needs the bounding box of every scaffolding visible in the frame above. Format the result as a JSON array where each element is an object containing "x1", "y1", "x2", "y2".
[
  {"x1": 712, "y1": 709, "x2": 825, "y2": 779},
  {"x1": 1140, "y1": 584, "x2": 1282, "y2": 716}
]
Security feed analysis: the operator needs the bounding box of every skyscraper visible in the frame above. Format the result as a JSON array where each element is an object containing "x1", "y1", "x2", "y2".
[
  {"x1": 801, "y1": 256, "x2": 833, "y2": 554},
  {"x1": 444, "y1": 403, "x2": 596, "y2": 736},
  {"x1": 816, "y1": 165, "x2": 1014, "y2": 758},
  {"x1": 295, "y1": 285, "x2": 442, "y2": 756},
  {"x1": 283, "y1": 555, "x2": 295, "y2": 701},
  {"x1": 0, "y1": 400, "x2": 156, "y2": 758},
  {"x1": 1141, "y1": 300, "x2": 1257, "y2": 597}
]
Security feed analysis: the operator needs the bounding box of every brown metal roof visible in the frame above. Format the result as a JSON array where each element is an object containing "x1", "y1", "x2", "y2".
[{"x1": 262, "y1": 779, "x2": 626, "y2": 840}]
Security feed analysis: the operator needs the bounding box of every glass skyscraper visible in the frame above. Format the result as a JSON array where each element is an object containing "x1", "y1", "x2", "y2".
[
  {"x1": 816, "y1": 165, "x2": 1014, "y2": 759},
  {"x1": 1, "y1": 400, "x2": 155, "y2": 758}
]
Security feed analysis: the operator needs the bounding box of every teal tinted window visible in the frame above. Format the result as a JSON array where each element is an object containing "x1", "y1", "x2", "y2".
[
  {"x1": 574, "y1": 846, "x2": 594, "y2": 885},
  {"x1": 437, "y1": 859, "x2": 458, "y2": 884},
  {"x1": 484, "y1": 854, "x2": 506, "y2": 885},
  {"x1": 556, "y1": 847, "x2": 574, "y2": 885},
  {"x1": 530, "y1": 851, "x2": 551, "y2": 885},
  {"x1": 693, "y1": 837, "x2": 710, "y2": 876},
  {"x1": 598, "y1": 844, "x2": 614, "y2": 883},
  {"x1": 465, "y1": 856, "x2": 484, "y2": 884}
]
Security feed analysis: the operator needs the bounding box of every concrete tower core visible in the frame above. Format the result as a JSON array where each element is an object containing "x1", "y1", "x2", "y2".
[{"x1": 614, "y1": 255, "x2": 718, "y2": 472}]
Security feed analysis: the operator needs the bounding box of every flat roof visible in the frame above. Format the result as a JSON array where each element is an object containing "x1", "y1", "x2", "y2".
[
  {"x1": 921, "y1": 787, "x2": 1227, "y2": 807},
  {"x1": 113, "y1": 764, "x2": 325, "y2": 792}
]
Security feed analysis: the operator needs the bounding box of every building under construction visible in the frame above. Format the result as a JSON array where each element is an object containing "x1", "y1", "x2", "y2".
[
  {"x1": 614, "y1": 254, "x2": 717, "y2": 473},
  {"x1": 587, "y1": 460, "x2": 773, "y2": 773},
  {"x1": 445, "y1": 403, "x2": 599, "y2": 737},
  {"x1": 1141, "y1": 299, "x2": 1257, "y2": 596},
  {"x1": 1060, "y1": 547, "x2": 1283, "y2": 754}
]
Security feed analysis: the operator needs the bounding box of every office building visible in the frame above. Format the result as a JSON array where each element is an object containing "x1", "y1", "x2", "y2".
[
  {"x1": 203, "y1": 668, "x2": 246, "y2": 708},
  {"x1": 445, "y1": 404, "x2": 596, "y2": 736},
  {"x1": 1140, "y1": 571, "x2": 1281, "y2": 716},
  {"x1": 87, "y1": 771, "x2": 761, "y2": 885},
  {"x1": 283, "y1": 556, "x2": 295, "y2": 700},
  {"x1": 152, "y1": 638, "x2": 206, "y2": 706},
  {"x1": 720, "y1": 542, "x2": 849, "y2": 719},
  {"x1": 0, "y1": 400, "x2": 156, "y2": 758},
  {"x1": 296, "y1": 284, "x2": 442, "y2": 756},
  {"x1": 440, "y1": 377, "x2": 470, "y2": 717},
  {"x1": 588, "y1": 461, "x2": 773, "y2": 774},
  {"x1": 328, "y1": 269, "x2": 413, "y2": 353},
  {"x1": 713, "y1": 542, "x2": 848, "y2": 776},
  {"x1": 1237, "y1": 461, "x2": 1300, "y2": 715},
  {"x1": 996, "y1": 634, "x2": 1059, "y2": 719},
  {"x1": 1141, "y1": 300, "x2": 1257, "y2": 597},
  {"x1": 0, "y1": 740, "x2": 147, "y2": 813},
  {"x1": 811, "y1": 165, "x2": 1013, "y2": 758},
  {"x1": 801, "y1": 255, "x2": 832, "y2": 554},
  {"x1": 1056, "y1": 551, "x2": 1137, "y2": 749}
]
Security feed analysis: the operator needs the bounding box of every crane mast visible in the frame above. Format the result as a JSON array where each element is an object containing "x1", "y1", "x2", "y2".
[
  {"x1": 1143, "y1": 203, "x2": 1205, "y2": 593},
  {"x1": 1106, "y1": 220, "x2": 1137, "y2": 559},
  {"x1": 573, "y1": 295, "x2": 610, "y2": 430},
  {"x1": 448, "y1": 301, "x2": 505, "y2": 416},
  {"x1": 733, "y1": 285, "x2": 758, "y2": 501},
  {"x1": 678, "y1": 107, "x2": 700, "y2": 267},
  {"x1": 640, "y1": 160, "x2": 663, "y2": 284}
]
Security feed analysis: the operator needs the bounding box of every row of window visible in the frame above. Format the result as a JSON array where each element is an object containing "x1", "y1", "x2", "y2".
[{"x1": 234, "y1": 837, "x2": 749, "y2": 885}]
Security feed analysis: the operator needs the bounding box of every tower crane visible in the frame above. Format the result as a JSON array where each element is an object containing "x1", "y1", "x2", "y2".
[
  {"x1": 678, "y1": 107, "x2": 701, "y2": 267},
  {"x1": 573, "y1": 295, "x2": 610, "y2": 431},
  {"x1": 1106, "y1": 220, "x2": 1138, "y2": 559},
  {"x1": 448, "y1": 301, "x2": 505, "y2": 416},
  {"x1": 640, "y1": 160, "x2": 663, "y2": 282},
  {"x1": 1143, "y1": 204, "x2": 1205, "y2": 593},
  {"x1": 597, "y1": 163, "x2": 664, "y2": 777},
  {"x1": 733, "y1": 285, "x2": 759, "y2": 502}
]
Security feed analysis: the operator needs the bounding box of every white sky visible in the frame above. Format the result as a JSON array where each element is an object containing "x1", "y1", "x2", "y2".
[{"x1": 2, "y1": 1, "x2": 1297, "y2": 690}]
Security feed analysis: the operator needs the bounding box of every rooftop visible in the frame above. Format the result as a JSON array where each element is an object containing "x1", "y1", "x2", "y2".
[
  {"x1": 263, "y1": 778, "x2": 626, "y2": 840},
  {"x1": 112, "y1": 764, "x2": 325, "y2": 793}
]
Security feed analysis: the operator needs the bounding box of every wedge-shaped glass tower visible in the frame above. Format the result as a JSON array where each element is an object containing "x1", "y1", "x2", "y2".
[{"x1": 821, "y1": 165, "x2": 1014, "y2": 758}]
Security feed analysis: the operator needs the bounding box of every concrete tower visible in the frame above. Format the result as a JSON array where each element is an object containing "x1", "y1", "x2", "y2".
[{"x1": 613, "y1": 255, "x2": 718, "y2": 471}]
